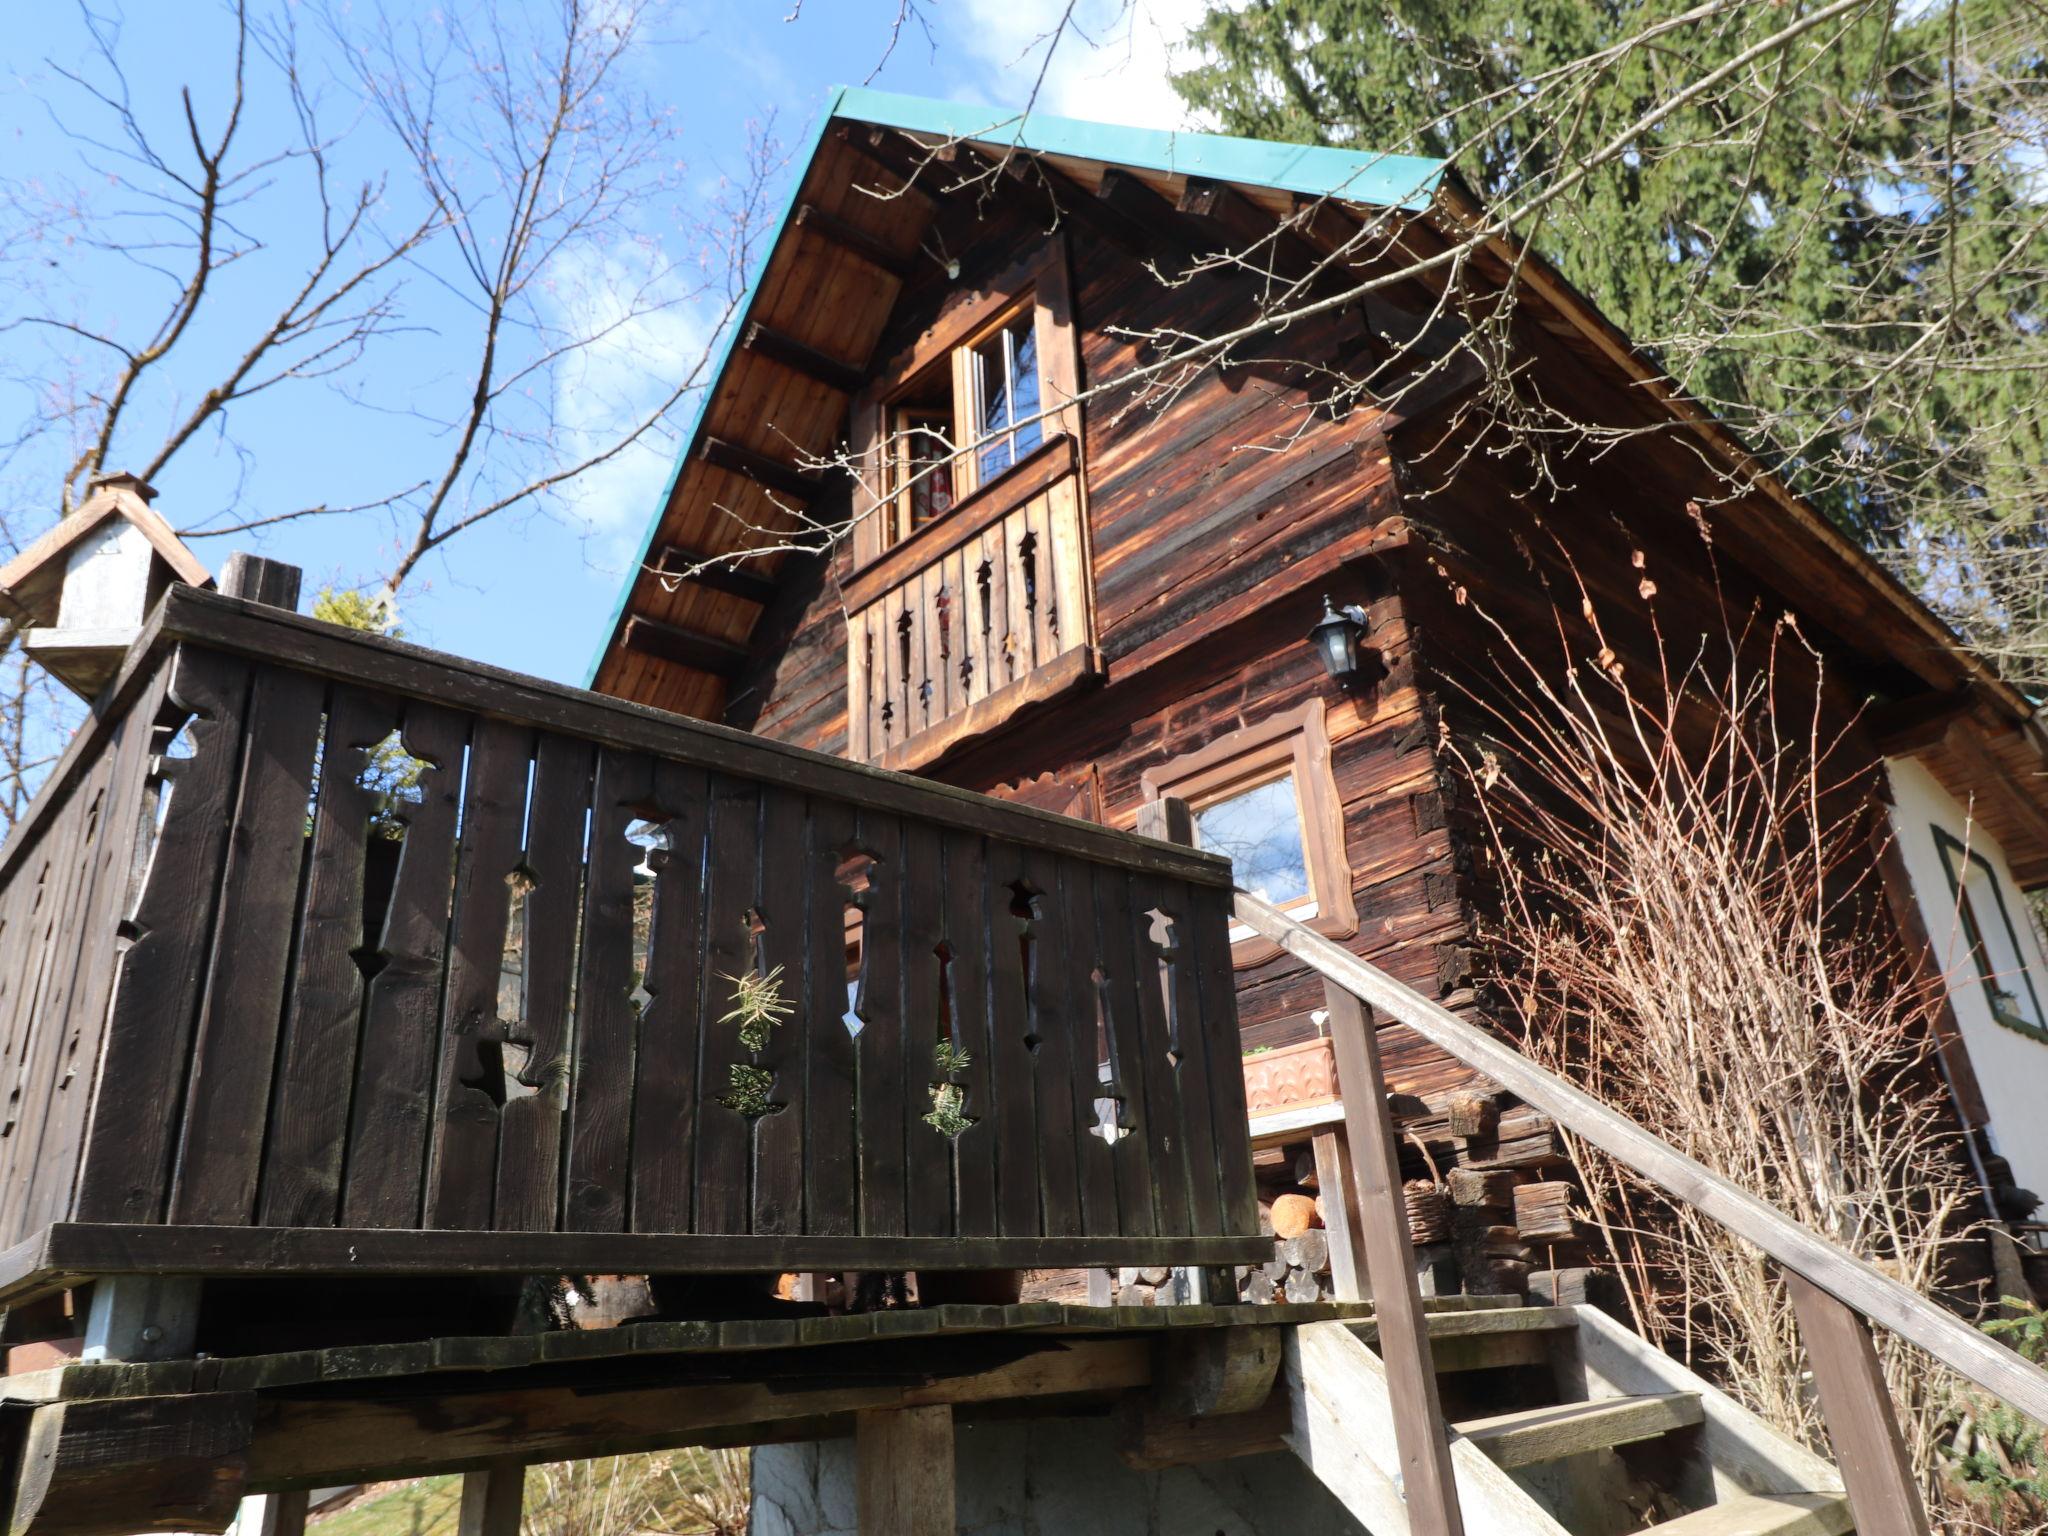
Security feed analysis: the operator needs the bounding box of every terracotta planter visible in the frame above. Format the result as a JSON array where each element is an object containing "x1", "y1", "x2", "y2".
[{"x1": 1241, "y1": 1036, "x2": 1338, "y2": 1116}]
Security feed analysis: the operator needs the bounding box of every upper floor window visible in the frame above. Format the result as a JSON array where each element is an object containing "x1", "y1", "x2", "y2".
[
  {"x1": 970, "y1": 314, "x2": 1043, "y2": 483},
  {"x1": 851, "y1": 238, "x2": 1080, "y2": 575},
  {"x1": 1936, "y1": 827, "x2": 2048, "y2": 1039}
]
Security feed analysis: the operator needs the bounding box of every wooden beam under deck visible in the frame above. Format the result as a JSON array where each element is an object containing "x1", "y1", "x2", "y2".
[{"x1": 621, "y1": 616, "x2": 750, "y2": 680}]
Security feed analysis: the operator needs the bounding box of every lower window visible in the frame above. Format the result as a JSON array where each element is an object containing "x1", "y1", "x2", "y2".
[
  {"x1": 1935, "y1": 826, "x2": 2048, "y2": 1040},
  {"x1": 1141, "y1": 699, "x2": 1356, "y2": 967}
]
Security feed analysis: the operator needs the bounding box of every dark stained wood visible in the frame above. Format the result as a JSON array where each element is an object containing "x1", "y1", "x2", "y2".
[
  {"x1": 901, "y1": 818, "x2": 952, "y2": 1238},
  {"x1": 699, "y1": 437, "x2": 824, "y2": 503},
  {"x1": 425, "y1": 718, "x2": 532, "y2": 1231},
  {"x1": 170, "y1": 664, "x2": 325, "y2": 1226},
  {"x1": 855, "y1": 810, "x2": 907, "y2": 1237},
  {"x1": 986, "y1": 842, "x2": 1041, "y2": 1237},
  {"x1": 695, "y1": 773, "x2": 763, "y2": 1235},
  {"x1": 564, "y1": 750, "x2": 651, "y2": 1233},
  {"x1": 1055, "y1": 857, "x2": 1118, "y2": 1237},
  {"x1": 752, "y1": 787, "x2": 809, "y2": 1235},
  {"x1": 1187, "y1": 886, "x2": 1258, "y2": 1234},
  {"x1": 259, "y1": 688, "x2": 401, "y2": 1229},
  {"x1": 655, "y1": 545, "x2": 781, "y2": 607},
  {"x1": 494, "y1": 734, "x2": 595, "y2": 1232},
  {"x1": 941, "y1": 829, "x2": 996, "y2": 1236},
  {"x1": 155, "y1": 588, "x2": 1230, "y2": 887},
  {"x1": 340, "y1": 702, "x2": 468, "y2": 1230},
  {"x1": 1787, "y1": 1273, "x2": 1932, "y2": 1536},
  {"x1": 624, "y1": 757, "x2": 711, "y2": 1233},
  {"x1": 1092, "y1": 864, "x2": 1159, "y2": 1238},
  {"x1": 803, "y1": 798, "x2": 860, "y2": 1235},
  {"x1": 743, "y1": 321, "x2": 866, "y2": 395},
  {"x1": 76, "y1": 646, "x2": 254, "y2": 1225},
  {"x1": 219, "y1": 552, "x2": 302, "y2": 611},
  {"x1": 0, "y1": 1224, "x2": 1270, "y2": 1307},
  {"x1": 621, "y1": 617, "x2": 749, "y2": 680},
  {"x1": 1020, "y1": 845, "x2": 1083, "y2": 1239}
]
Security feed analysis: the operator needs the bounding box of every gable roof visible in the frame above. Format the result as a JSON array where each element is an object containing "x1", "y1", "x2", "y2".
[
  {"x1": 588, "y1": 85, "x2": 2033, "y2": 745},
  {"x1": 0, "y1": 473, "x2": 212, "y2": 629},
  {"x1": 586, "y1": 87, "x2": 1446, "y2": 712}
]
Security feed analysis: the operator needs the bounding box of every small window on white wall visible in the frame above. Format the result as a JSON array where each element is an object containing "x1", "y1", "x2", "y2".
[{"x1": 1936, "y1": 828, "x2": 2048, "y2": 1041}]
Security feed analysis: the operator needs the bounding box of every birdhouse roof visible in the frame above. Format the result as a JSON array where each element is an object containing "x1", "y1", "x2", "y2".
[{"x1": 0, "y1": 476, "x2": 212, "y2": 629}]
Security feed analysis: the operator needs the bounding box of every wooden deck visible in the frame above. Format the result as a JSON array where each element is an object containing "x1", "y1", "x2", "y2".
[{"x1": 0, "y1": 586, "x2": 1266, "y2": 1306}]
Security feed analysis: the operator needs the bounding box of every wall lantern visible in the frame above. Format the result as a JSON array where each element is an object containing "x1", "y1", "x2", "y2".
[{"x1": 1309, "y1": 594, "x2": 1375, "y2": 685}]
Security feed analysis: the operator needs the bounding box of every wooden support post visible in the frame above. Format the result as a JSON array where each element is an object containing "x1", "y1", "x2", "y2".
[
  {"x1": 220, "y1": 552, "x2": 304, "y2": 611},
  {"x1": 81, "y1": 1274, "x2": 201, "y2": 1362},
  {"x1": 1324, "y1": 979, "x2": 1466, "y2": 1536},
  {"x1": 256, "y1": 1489, "x2": 311, "y2": 1536},
  {"x1": 856, "y1": 1405, "x2": 955, "y2": 1535},
  {"x1": 1786, "y1": 1272, "x2": 1931, "y2": 1536},
  {"x1": 1312, "y1": 1128, "x2": 1366, "y2": 1302},
  {"x1": 459, "y1": 1458, "x2": 527, "y2": 1536}
]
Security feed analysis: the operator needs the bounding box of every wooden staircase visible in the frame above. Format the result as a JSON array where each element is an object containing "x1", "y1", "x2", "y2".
[{"x1": 1290, "y1": 1300, "x2": 1853, "y2": 1536}]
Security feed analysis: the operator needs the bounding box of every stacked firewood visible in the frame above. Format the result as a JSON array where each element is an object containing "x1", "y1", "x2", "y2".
[{"x1": 1242, "y1": 1226, "x2": 1335, "y2": 1303}]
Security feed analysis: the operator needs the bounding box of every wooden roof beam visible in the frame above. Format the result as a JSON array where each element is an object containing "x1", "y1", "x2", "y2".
[
  {"x1": 654, "y1": 544, "x2": 782, "y2": 607},
  {"x1": 742, "y1": 321, "x2": 866, "y2": 395},
  {"x1": 1176, "y1": 177, "x2": 1327, "y2": 285},
  {"x1": 700, "y1": 437, "x2": 825, "y2": 502},
  {"x1": 791, "y1": 201, "x2": 916, "y2": 281},
  {"x1": 622, "y1": 615, "x2": 750, "y2": 679}
]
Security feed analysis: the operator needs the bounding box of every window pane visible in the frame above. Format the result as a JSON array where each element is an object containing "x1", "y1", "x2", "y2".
[
  {"x1": 1962, "y1": 863, "x2": 2044, "y2": 1026},
  {"x1": 975, "y1": 317, "x2": 1040, "y2": 481},
  {"x1": 1194, "y1": 775, "x2": 1311, "y2": 907}
]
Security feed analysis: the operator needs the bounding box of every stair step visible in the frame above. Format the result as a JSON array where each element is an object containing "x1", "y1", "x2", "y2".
[
  {"x1": 1454, "y1": 1392, "x2": 1704, "y2": 1468},
  {"x1": 1635, "y1": 1491, "x2": 1853, "y2": 1536},
  {"x1": 1353, "y1": 1305, "x2": 1578, "y2": 1373}
]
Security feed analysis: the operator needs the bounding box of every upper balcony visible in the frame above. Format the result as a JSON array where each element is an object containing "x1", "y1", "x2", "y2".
[{"x1": 0, "y1": 583, "x2": 1262, "y2": 1308}]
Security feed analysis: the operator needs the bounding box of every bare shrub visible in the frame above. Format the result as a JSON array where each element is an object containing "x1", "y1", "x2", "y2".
[
  {"x1": 521, "y1": 1449, "x2": 748, "y2": 1536},
  {"x1": 1439, "y1": 559, "x2": 2025, "y2": 1526}
]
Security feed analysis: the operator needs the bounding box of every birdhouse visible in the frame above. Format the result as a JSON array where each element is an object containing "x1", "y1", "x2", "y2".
[{"x1": 0, "y1": 472, "x2": 212, "y2": 699}]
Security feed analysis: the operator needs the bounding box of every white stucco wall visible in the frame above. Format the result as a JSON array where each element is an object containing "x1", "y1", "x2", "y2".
[{"x1": 1887, "y1": 756, "x2": 2048, "y2": 1196}]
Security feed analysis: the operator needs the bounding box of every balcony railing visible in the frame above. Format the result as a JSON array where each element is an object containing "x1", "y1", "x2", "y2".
[
  {"x1": 845, "y1": 433, "x2": 1097, "y2": 772},
  {"x1": 0, "y1": 585, "x2": 1262, "y2": 1302}
]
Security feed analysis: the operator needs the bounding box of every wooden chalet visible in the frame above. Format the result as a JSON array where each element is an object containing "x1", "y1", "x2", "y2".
[
  {"x1": 6, "y1": 86, "x2": 2048, "y2": 1536},
  {"x1": 589, "y1": 87, "x2": 2048, "y2": 1300}
]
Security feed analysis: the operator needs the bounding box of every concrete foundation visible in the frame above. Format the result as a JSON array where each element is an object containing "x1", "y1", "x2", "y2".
[{"x1": 750, "y1": 1413, "x2": 1367, "y2": 1535}]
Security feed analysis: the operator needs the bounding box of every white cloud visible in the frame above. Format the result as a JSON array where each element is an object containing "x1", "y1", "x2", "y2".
[
  {"x1": 540, "y1": 236, "x2": 718, "y2": 570},
  {"x1": 943, "y1": 0, "x2": 1217, "y2": 131}
]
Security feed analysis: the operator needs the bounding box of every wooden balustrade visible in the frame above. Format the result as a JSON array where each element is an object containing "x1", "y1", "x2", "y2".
[
  {"x1": 0, "y1": 588, "x2": 1264, "y2": 1303},
  {"x1": 845, "y1": 433, "x2": 1097, "y2": 772},
  {"x1": 1231, "y1": 887, "x2": 2048, "y2": 1536}
]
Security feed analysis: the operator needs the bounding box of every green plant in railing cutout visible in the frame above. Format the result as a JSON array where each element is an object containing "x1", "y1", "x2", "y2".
[
  {"x1": 715, "y1": 937, "x2": 794, "y2": 1120},
  {"x1": 924, "y1": 1040, "x2": 976, "y2": 1139}
]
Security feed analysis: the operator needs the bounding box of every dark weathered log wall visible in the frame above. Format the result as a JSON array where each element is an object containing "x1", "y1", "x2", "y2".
[{"x1": 724, "y1": 205, "x2": 1475, "y2": 1109}]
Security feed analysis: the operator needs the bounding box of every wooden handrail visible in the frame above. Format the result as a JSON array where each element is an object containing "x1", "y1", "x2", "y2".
[{"x1": 1232, "y1": 888, "x2": 2048, "y2": 1425}]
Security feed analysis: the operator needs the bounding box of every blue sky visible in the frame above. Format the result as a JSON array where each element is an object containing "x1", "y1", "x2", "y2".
[{"x1": 0, "y1": 1, "x2": 1208, "y2": 685}]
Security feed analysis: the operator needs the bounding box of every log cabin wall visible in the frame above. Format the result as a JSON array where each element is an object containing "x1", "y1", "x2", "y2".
[{"x1": 723, "y1": 199, "x2": 1470, "y2": 1091}]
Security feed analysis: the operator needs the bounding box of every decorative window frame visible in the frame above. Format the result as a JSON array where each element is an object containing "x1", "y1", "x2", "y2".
[
  {"x1": 1140, "y1": 698, "x2": 1357, "y2": 968},
  {"x1": 1934, "y1": 825, "x2": 2048, "y2": 1043},
  {"x1": 846, "y1": 235, "x2": 1082, "y2": 576}
]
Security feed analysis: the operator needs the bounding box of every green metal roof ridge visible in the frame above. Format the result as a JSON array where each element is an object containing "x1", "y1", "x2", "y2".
[
  {"x1": 586, "y1": 85, "x2": 1443, "y2": 687},
  {"x1": 831, "y1": 86, "x2": 1446, "y2": 212}
]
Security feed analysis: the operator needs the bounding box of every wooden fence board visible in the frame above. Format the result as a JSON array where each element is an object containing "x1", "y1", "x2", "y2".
[
  {"x1": 340, "y1": 701, "x2": 468, "y2": 1230},
  {"x1": 170, "y1": 664, "x2": 325, "y2": 1226},
  {"x1": 76, "y1": 647, "x2": 254, "y2": 1226},
  {"x1": 259, "y1": 689, "x2": 401, "y2": 1228},
  {"x1": 803, "y1": 798, "x2": 860, "y2": 1234},
  {"x1": 695, "y1": 774, "x2": 762, "y2": 1235}
]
